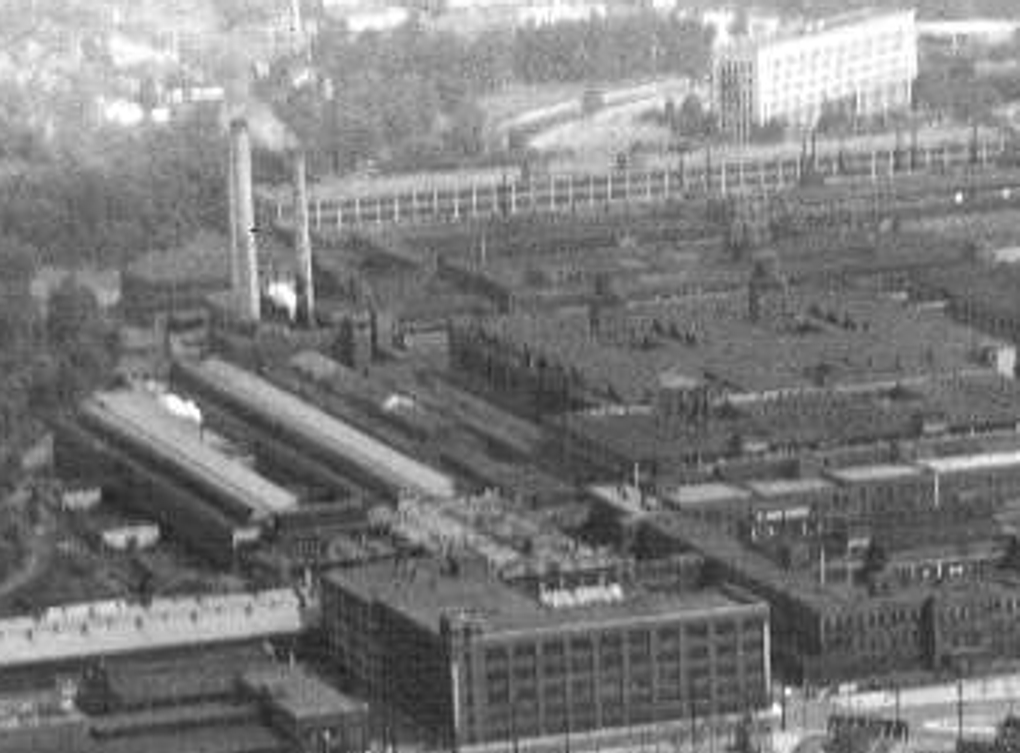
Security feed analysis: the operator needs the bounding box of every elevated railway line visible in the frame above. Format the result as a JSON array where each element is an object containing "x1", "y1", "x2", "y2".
[{"x1": 260, "y1": 135, "x2": 1013, "y2": 231}]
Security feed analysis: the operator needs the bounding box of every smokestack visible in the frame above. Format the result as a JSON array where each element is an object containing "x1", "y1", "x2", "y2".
[
  {"x1": 227, "y1": 121, "x2": 240, "y2": 296},
  {"x1": 292, "y1": 149, "x2": 315, "y2": 326},
  {"x1": 230, "y1": 118, "x2": 261, "y2": 322}
]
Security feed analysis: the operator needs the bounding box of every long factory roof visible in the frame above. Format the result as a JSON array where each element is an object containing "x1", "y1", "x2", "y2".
[
  {"x1": 918, "y1": 449, "x2": 1020, "y2": 475},
  {"x1": 824, "y1": 463, "x2": 922, "y2": 484},
  {"x1": 82, "y1": 390, "x2": 297, "y2": 520},
  {"x1": 178, "y1": 359, "x2": 457, "y2": 500}
]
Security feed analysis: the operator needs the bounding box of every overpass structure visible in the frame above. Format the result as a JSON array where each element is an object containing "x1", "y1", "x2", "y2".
[{"x1": 259, "y1": 135, "x2": 1008, "y2": 231}]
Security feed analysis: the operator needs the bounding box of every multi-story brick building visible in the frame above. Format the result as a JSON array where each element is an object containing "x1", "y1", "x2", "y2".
[
  {"x1": 640, "y1": 501, "x2": 1020, "y2": 685},
  {"x1": 712, "y1": 9, "x2": 918, "y2": 139},
  {"x1": 321, "y1": 557, "x2": 770, "y2": 748}
]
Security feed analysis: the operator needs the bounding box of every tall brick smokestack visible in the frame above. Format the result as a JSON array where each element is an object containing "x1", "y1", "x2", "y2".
[
  {"x1": 292, "y1": 149, "x2": 314, "y2": 326},
  {"x1": 230, "y1": 118, "x2": 261, "y2": 322},
  {"x1": 227, "y1": 120, "x2": 240, "y2": 297}
]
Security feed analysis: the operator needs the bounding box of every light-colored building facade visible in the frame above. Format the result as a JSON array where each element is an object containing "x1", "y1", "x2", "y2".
[{"x1": 713, "y1": 9, "x2": 918, "y2": 140}]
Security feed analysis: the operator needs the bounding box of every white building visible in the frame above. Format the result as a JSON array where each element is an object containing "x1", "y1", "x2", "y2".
[
  {"x1": 430, "y1": 0, "x2": 610, "y2": 35},
  {"x1": 917, "y1": 19, "x2": 1020, "y2": 50},
  {"x1": 712, "y1": 9, "x2": 918, "y2": 140}
]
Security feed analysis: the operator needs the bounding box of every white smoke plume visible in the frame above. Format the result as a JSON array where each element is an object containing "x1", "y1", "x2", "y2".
[
  {"x1": 216, "y1": 26, "x2": 300, "y2": 153},
  {"x1": 266, "y1": 279, "x2": 298, "y2": 320},
  {"x1": 158, "y1": 392, "x2": 203, "y2": 426},
  {"x1": 240, "y1": 97, "x2": 299, "y2": 153}
]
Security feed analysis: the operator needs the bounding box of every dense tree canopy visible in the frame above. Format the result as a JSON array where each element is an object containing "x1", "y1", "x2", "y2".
[
  {"x1": 268, "y1": 12, "x2": 714, "y2": 172},
  {"x1": 914, "y1": 53, "x2": 1004, "y2": 123},
  {"x1": 0, "y1": 236, "x2": 117, "y2": 482},
  {"x1": 0, "y1": 110, "x2": 227, "y2": 269},
  {"x1": 0, "y1": 237, "x2": 115, "y2": 482}
]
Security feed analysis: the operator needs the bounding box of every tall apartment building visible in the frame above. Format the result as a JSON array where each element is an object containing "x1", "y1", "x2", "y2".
[{"x1": 712, "y1": 9, "x2": 918, "y2": 140}]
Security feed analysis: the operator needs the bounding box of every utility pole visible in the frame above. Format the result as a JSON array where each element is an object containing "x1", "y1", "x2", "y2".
[
  {"x1": 957, "y1": 672, "x2": 965, "y2": 743},
  {"x1": 779, "y1": 685, "x2": 787, "y2": 732},
  {"x1": 511, "y1": 700, "x2": 519, "y2": 753}
]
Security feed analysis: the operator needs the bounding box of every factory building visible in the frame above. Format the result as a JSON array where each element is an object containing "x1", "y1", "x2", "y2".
[
  {"x1": 172, "y1": 358, "x2": 457, "y2": 501},
  {"x1": 621, "y1": 444, "x2": 1020, "y2": 685},
  {"x1": 712, "y1": 9, "x2": 918, "y2": 139},
  {"x1": 639, "y1": 512, "x2": 1020, "y2": 685},
  {"x1": 657, "y1": 455, "x2": 1018, "y2": 557},
  {"x1": 322, "y1": 557, "x2": 769, "y2": 748},
  {"x1": 0, "y1": 646, "x2": 367, "y2": 753},
  {"x1": 54, "y1": 389, "x2": 298, "y2": 564}
]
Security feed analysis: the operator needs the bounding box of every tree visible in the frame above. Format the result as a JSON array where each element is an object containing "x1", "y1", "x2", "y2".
[
  {"x1": 751, "y1": 117, "x2": 787, "y2": 145},
  {"x1": 212, "y1": 0, "x2": 281, "y2": 29},
  {"x1": 0, "y1": 237, "x2": 38, "y2": 360},
  {"x1": 46, "y1": 279, "x2": 114, "y2": 403},
  {"x1": 444, "y1": 102, "x2": 486, "y2": 158},
  {"x1": 861, "y1": 541, "x2": 887, "y2": 582},
  {"x1": 728, "y1": 9, "x2": 750, "y2": 38},
  {"x1": 1002, "y1": 536, "x2": 1020, "y2": 572},
  {"x1": 816, "y1": 100, "x2": 854, "y2": 135},
  {"x1": 674, "y1": 93, "x2": 714, "y2": 139}
]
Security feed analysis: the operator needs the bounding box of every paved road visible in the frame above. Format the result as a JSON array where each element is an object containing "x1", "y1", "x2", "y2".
[{"x1": 780, "y1": 678, "x2": 1020, "y2": 751}]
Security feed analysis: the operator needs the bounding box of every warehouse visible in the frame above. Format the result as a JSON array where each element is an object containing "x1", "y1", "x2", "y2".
[
  {"x1": 172, "y1": 358, "x2": 457, "y2": 501},
  {"x1": 55, "y1": 389, "x2": 299, "y2": 563},
  {"x1": 322, "y1": 557, "x2": 769, "y2": 748}
]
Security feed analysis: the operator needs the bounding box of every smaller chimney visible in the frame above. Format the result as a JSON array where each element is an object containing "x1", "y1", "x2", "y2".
[{"x1": 292, "y1": 149, "x2": 315, "y2": 326}]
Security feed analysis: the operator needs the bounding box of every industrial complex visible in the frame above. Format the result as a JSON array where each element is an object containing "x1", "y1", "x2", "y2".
[
  {"x1": 15, "y1": 7, "x2": 1020, "y2": 753},
  {"x1": 33, "y1": 118, "x2": 1020, "y2": 752}
]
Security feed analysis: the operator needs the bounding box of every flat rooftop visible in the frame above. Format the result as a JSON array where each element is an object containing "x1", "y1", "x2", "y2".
[
  {"x1": 746, "y1": 477, "x2": 834, "y2": 498},
  {"x1": 664, "y1": 483, "x2": 752, "y2": 508},
  {"x1": 0, "y1": 720, "x2": 287, "y2": 753},
  {"x1": 825, "y1": 464, "x2": 923, "y2": 484},
  {"x1": 326, "y1": 558, "x2": 763, "y2": 638},
  {"x1": 240, "y1": 665, "x2": 365, "y2": 720},
  {"x1": 98, "y1": 722, "x2": 286, "y2": 753},
  {"x1": 587, "y1": 484, "x2": 656, "y2": 516}
]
